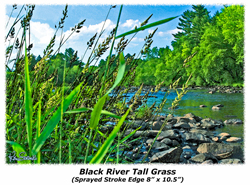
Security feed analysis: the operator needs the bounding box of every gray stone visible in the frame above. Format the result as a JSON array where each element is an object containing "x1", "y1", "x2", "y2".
[
  {"x1": 219, "y1": 159, "x2": 242, "y2": 164},
  {"x1": 183, "y1": 132, "x2": 211, "y2": 143},
  {"x1": 189, "y1": 153, "x2": 218, "y2": 163},
  {"x1": 176, "y1": 117, "x2": 190, "y2": 123},
  {"x1": 197, "y1": 143, "x2": 244, "y2": 161},
  {"x1": 157, "y1": 130, "x2": 179, "y2": 140},
  {"x1": 173, "y1": 122, "x2": 191, "y2": 129},
  {"x1": 150, "y1": 147, "x2": 183, "y2": 163},
  {"x1": 200, "y1": 118, "x2": 223, "y2": 129},
  {"x1": 172, "y1": 140, "x2": 180, "y2": 147},
  {"x1": 224, "y1": 119, "x2": 243, "y2": 125},
  {"x1": 161, "y1": 138, "x2": 172, "y2": 145},
  {"x1": 152, "y1": 120, "x2": 163, "y2": 130},
  {"x1": 189, "y1": 128, "x2": 214, "y2": 137},
  {"x1": 201, "y1": 160, "x2": 214, "y2": 164},
  {"x1": 183, "y1": 113, "x2": 201, "y2": 122}
]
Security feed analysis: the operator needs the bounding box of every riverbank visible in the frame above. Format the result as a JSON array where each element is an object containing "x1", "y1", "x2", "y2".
[
  {"x1": 101, "y1": 112, "x2": 244, "y2": 164},
  {"x1": 125, "y1": 85, "x2": 244, "y2": 94}
]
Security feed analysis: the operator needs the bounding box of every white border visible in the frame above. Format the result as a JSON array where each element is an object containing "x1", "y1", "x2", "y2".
[{"x1": 1, "y1": 0, "x2": 249, "y2": 185}]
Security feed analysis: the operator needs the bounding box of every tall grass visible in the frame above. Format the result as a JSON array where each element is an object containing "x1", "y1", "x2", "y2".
[{"x1": 5, "y1": 4, "x2": 185, "y2": 164}]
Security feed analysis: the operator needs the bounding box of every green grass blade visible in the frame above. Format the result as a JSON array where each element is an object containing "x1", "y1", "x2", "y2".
[
  {"x1": 6, "y1": 141, "x2": 31, "y2": 164},
  {"x1": 31, "y1": 83, "x2": 82, "y2": 156},
  {"x1": 59, "y1": 57, "x2": 67, "y2": 164},
  {"x1": 24, "y1": 27, "x2": 33, "y2": 156},
  {"x1": 100, "y1": 5, "x2": 123, "y2": 96},
  {"x1": 68, "y1": 138, "x2": 72, "y2": 164},
  {"x1": 120, "y1": 126, "x2": 141, "y2": 143},
  {"x1": 66, "y1": 107, "x2": 122, "y2": 120},
  {"x1": 89, "y1": 108, "x2": 130, "y2": 164},
  {"x1": 105, "y1": 52, "x2": 126, "y2": 96},
  {"x1": 89, "y1": 94, "x2": 108, "y2": 130},
  {"x1": 115, "y1": 16, "x2": 178, "y2": 39},
  {"x1": 35, "y1": 100, "x2": 42, "y2": 164}
]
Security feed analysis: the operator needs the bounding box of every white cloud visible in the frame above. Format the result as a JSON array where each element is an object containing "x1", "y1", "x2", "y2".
[
  {"x1": 121, "y1": 19, "x2": 140, "y2": 28},
  {"x1": 148, "y1": 28, "x2": 158, "y2": 34},
  {"x1": 158, "y1": 28, "x2": 183, "y2": 37},
  {"x1": 167, "y1": 28, "x2": 183, "y2": 34},
  {"x1": 30, "y1": 21, "x2": 55, "y2": 44}
]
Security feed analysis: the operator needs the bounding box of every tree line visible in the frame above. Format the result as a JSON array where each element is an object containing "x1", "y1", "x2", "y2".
[{"x1": 8, "y1": 5, "x2": 243, "y2": 88}]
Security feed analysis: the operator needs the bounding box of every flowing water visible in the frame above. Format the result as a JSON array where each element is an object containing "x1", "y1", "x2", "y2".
[{"x1": 125, "y1": 89, "x2": 244, "y2": 139}]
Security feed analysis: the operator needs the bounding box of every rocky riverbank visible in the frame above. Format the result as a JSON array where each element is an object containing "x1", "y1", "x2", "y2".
[
  {"x1": 102, "y1": 113, "x2": 244, "y2": 164},
  {"x1": 125, "y1": 86, "x2": 243, "y2": 94}
]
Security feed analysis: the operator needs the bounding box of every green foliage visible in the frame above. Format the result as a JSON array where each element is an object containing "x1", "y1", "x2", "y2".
[{"x1": 134, "y1": 5, "x2": 244, "y2": 87}]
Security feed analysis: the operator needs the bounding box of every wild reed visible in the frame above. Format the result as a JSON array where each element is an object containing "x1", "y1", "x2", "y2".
[{"x1": 5, "y1": 4, "x2": 186, "y2": 164}]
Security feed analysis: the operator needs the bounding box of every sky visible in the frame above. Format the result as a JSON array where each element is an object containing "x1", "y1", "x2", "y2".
[{"x1": 5, "y1": 4, "x2": 224, "y2": 66}]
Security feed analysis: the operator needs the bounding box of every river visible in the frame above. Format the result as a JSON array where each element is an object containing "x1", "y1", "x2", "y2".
[{"x1": 124, "y1": 89, "x2": 244, "y2": 140}]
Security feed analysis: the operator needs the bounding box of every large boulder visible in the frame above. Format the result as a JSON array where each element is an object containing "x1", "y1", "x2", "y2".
[
  {"x1": 150, "y1": 147, "x2": 183, "y2": 163},
  {"x1": 197, "y1": 143, "x2": 244, "y2": 161}
]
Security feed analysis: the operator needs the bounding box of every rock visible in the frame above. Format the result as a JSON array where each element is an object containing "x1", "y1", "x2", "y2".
[
  {"x1": 226, "y1": 137, "x2": 242, "y2": 143},
  {"x1": 152, "y1": 120, "x2": 163, "y2": 130},
  {"x1": 200, "y1": 105, "x2": 207, "y2": 108},
  {"x1": 212, "y1": 137, "x2": 219, "y2": 142},
  {"x1": 218, "y1": 133, "x2": 231, "y2": 141},
  {"x1": 212, "y1": 106, "x2": 221, "y2": 110},
  {"x1": 209, "y1": 90, "x2": 216, "y2": 94},
  {"x1": 183, "y1": 113, "x2": 201, "y2": 122},
  {"x1": 200, "y1": 118, "x2": 223, "y2": 129},
  {"x1": 197, "y1": 143, "x2": 244, "y2": 161},
  {"x1": 161, "y1": 138, "x2": 172, "y2": 145},
  {"x1": 202, "y1": 160, "x2": 214, "y2": 164},
  {"x1": 224, "y1": 119, "x2": 243, "y2": 125},
  {"x1": 189, "y1": 153, "x2": 218, "y2": 163},
  {"x1": 167, "y1": 118, "x2": 177, "y2": 125},
  {"x1": 183, "y1": 145, "x2": 191, "y2": 150},
  {"x1": 150, "y1": 147, "x2": 183, "y2": 163},
  {"x1": 214, "y1": 104, "x2": 224, "y2": 107},
  {"x1": 219, "y1": 159, "x2": 242, "y2": 164},
  {"x1": 172, "y1": 140, "x2": 180, "y2": 147},
  {"x1": 173, "y1": 122, "x2": 191, "y2": 129},
  {"x1": 189, "y1": 128, "x2": 214, "y2": 137},
  {"x1": 131, "y1": 120, "x2": 149, "y2": 130},
  {"x1": 157, "y1": 130, "x2": 179, "y2": 140},
  {"x1": 146, "y1": 139, "x2": 169, "y2": 149},
  {"x1": 183, "y1": 132, "x2": 211, "y2": 143},
  {"x1": 176, "y1": 117, "x2": 190, "y2": 123}
]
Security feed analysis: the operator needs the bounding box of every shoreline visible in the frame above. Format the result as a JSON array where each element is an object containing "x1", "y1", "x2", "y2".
[{"x1": 103, "y1": 112, "x2": 244, "y2": 164}]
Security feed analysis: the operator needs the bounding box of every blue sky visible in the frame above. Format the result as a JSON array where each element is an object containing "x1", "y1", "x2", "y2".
[{"x1": 5, "y1": 4, "x2": 224, "y2": 64}]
